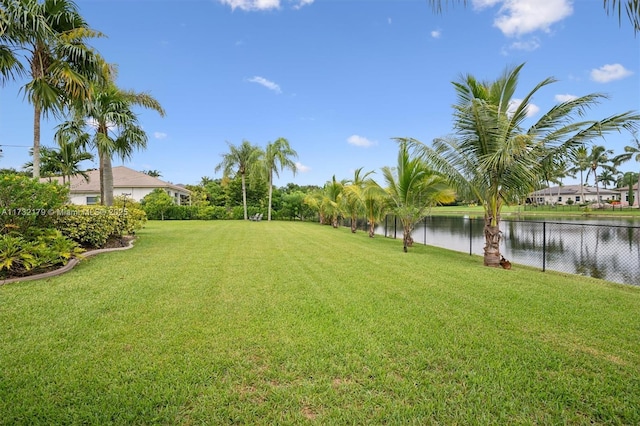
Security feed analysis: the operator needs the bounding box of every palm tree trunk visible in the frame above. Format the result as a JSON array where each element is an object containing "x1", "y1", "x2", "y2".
[
  {"x1": 32, "y1": 103, "x2": 42, "y2": 178},
  {"x1": 99, "y1": 152, "x2": 105, "y2": 205},
  {"x1": 483, "y1": 215, "x2": 502, "y2": 267},
  {"x1": 636, "y1": 173, "x2": 640, "y2": 207},
  {"x1": 267, "y1": 171, "x2": 273, "y2": 221},
  {"x1": 351, "y1": 214, "x2": 357, "y2": 233},
  {"x1": 369, "y1": 220, "x2": 376, "y2": 238},
  {"x1": 580, "y1": 170, "x2": 585, "y2": 204},
  {"x1": 241, "y1": 173, "x2": 248, "y2": 220},
  {"x1": 103, "y1": 154, "x2": 114, "y2": 206}
]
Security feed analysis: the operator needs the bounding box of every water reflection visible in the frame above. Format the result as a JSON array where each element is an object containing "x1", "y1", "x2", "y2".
[{"x1": 377, "y1": 216, "x2": 640, "y2": 286}]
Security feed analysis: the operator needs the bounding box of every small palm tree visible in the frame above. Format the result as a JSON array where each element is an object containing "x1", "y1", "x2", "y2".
[
  {"x1": 342, "y1": 167, "x2": 374, "y2": 233},
  {"x1": 143, "y1": 169, "x2": 162, "y2": 178},
  {"x1": 361, "y1": 178, "x2": 388, "y2": 238},
  {"x1": 381, "y1": 140, "x2": 455, "y2": 252},
  {"x1": 215, "y1": 140, "x2": 263, "y2": 220}
]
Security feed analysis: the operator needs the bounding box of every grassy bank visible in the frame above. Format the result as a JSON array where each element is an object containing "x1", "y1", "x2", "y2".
[{"x1": 1, "y1": 221, "x2": 639, "y2": 424}]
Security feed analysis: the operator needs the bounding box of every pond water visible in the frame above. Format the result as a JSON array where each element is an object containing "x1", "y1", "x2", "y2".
[{"x1": 377, "y1": 216, "x2": 640, "y2": 286}]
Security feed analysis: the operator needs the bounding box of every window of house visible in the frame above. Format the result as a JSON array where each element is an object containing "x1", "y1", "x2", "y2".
[
  {"x1": 86, "y1": 196, "x2": 98, "y2": 205},
  {"x1": 576, "y1": 196, "x2": 581, "y2": 202},
  {"x1": 558, "y1": 196, "x2": 562, "y2": 202}
]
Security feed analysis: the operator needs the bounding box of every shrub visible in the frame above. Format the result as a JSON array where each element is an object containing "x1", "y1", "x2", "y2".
[
  {"x1": 54, "y1": 205, "x2": 146, "y2": 248},
  {"x1": 0, "y1": 174, "x2": 69, "y2": 237},
  {"x1": 0, "y1": 231, "x2": 83, "y2": 278}
]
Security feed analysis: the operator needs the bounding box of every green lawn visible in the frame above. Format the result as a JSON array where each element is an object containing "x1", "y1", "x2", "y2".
[{"x1": 1, "y1": 221, "x2": 639, "y2": 424}]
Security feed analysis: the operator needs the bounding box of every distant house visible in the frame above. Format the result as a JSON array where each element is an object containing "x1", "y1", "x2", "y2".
[
  {"x1": 43, "y1": 166, "x2": 191, "y2": 205},
  {"x1": 613, "y1": 183, "x2": 639, "y2": 207},
  {"x1": 528, "y1": 184, "x2": 620, "y2": 205}
]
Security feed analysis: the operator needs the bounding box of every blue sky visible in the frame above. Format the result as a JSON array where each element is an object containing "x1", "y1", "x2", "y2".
[{"x1": 1, "y1": 0, "x2": 639, "y2": 187}]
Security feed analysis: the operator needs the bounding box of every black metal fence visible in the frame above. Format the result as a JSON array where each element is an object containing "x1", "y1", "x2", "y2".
[{"x1": 375, "y1": 216, "x2": 640, "y2": 287}]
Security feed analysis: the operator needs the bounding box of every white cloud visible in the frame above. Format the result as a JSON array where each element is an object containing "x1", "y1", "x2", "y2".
[
  {"x1": 248, "y1": 76, "x2": 282, "y2": 93},
  {"x1": 472, "y1": 0, "x2": 573, "y2": 37},
  {"x1": 295, "y1": 162, "x2": 310, "y2": 172},
  {"x1": 508, "y1": 98, "x2": 539, "y2": 117},
  {"x1": 590, "y1": 63, "x2": 633, "y2": 83},
  {"x1": 347, "y1": 135, "x2": 376, "y2": 147},
  {"x1": 472, "y1": 0, "x2": 502, "y2": 9},
  {"x1": 554, "y1": 94, "x2": 578, "y2": 103},
  {"x1": 218, "y1": 0, "x2": 313, "y2": 11},
  {"x1": 508, "y1": 37, "x2": 540, "y2": 51},
  {"x1": 431, "y1": 30, "x2": 442, "y2": 39},
  {"x1": 292, "y1": 0, "x2": 314, "y2": 10},
  {"x1": 388, "y1": 17, "x2": 392, "y2": 25},
  {"x1": 154, "y1": 132, "x2": 168, "y2": 139}
]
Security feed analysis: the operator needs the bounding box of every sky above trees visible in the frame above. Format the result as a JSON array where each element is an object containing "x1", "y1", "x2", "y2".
[{"x1": 2, "y1": 0, "x2": 638, "y2": 186}]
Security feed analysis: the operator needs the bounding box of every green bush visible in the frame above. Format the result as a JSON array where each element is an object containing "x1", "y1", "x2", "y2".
[
  {"x1": 54, "y1": 205, "x2": 146, "y2": 248},
  {"x1": 0, "y1": 174, "x2": 69, "y2": 237},
  {"x1": 0, "y1": 231, "x2": 83, "y2": 278}
]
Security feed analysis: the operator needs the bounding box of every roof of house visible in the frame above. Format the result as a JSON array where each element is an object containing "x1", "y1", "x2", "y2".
[
  {"x1": 529, "y1": 184, "x2": 620, "y2": 197},
  {"x1": 42, "y1": 166, "x2": 190, "y2": 194}
]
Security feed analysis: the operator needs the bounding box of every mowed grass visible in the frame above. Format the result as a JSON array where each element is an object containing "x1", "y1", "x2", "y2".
[{"x1": 1, "y1": 221, "x2": 639, "y2": 425}]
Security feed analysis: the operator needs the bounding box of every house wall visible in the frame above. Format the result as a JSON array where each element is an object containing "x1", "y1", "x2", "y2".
[
  {"x1": 68, "y1": 187, "x2": 190, "y2": 205},
  {"x1": 532, "y1": 191, "x2": 619, "y2": 205}
]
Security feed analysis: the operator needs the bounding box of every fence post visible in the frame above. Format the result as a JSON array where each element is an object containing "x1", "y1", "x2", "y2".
[
  {"x1": 469, "y1": 218, "x2": 473, "y2": 256},
  {"x1": 424, "y1": 216, "x2": 427, "y2": 245},
  {"x1": 542, "y1": 221, "x2": 546, "y2": 272},
  {"x1": 394, "y1": 216, "x2": 397, "y2": 239}
]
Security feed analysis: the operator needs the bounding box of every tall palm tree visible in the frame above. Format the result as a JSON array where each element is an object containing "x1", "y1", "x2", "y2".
[
  {"x1": 342, "y1": 167, "x2": 374, "y2": 233},
  {"x1": 2, "y1": 0, "x2": 108, "y2": 178},
  {"x1": 381, "y1": 140, "x2": 455, "y2": 252},
  {"x1": 258, "y1": 137, "x2": 298, "y2": 221},
  {"x1": 585, "y1": 145, "x2": 615, "y2": 205},
  {"x1": 61, "y1": 82, "x2": 165, "y2": 206},
  {"x1": 404, "y1": 63, "x2": 639, "y2": 267},
  {"x1": 567, "y1": 145, "x2": 591, "y2": 203},
  {"x1": 427, "y1": 0, "x2": 640, "y2": 35},
  {"x1": 215, "y1": 140, "x2": 263, "y2": 220},
  {"x1": 614, "y1": 131, "x2": 640, "y2": 206}
]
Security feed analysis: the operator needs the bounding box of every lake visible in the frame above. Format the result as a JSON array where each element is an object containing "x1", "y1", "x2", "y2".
[{"x1": 377, "y1": 215, "x2": 640, "y2": 286}]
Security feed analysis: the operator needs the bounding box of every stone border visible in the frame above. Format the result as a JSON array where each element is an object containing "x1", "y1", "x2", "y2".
[{"x1": 0, "y1": 238, "x2": 136, "y2": 286}]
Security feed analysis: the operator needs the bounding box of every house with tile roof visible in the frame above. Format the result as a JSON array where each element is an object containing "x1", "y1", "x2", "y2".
[
  {"x1": 43, "y1": 166, "x2": 191, "y2": 205},
  {"x1": 528, "y1": 184, "x2": 621, "y2": 205}
]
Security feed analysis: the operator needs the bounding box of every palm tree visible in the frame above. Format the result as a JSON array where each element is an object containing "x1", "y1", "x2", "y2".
[
  {"x1": 2, "y1": 0, "x2": 108, "y2": 178},
  {"x1": 143, "y1": 169, "x2": 162, "y2": 178},
  {"x1": 585, "y1": 145, "x2": 615, "y2": 205},
  {"x1": 381, "y1": 140, "x2": 455, "y2": 252},
  {"x1": 597, "y1": 169, "x2": 617, "y2": 189},
  {"x1": 342, "y1": 167, "x2": 374, "y2": 233},
  {"x1": 403, "y1": 63, "x2": 639, "y2": 267},
  {"x1": 62, "y1": 82, "x2": 165, "y2": 206},
  {"x1": 567, "y1": 145, "x2": 591, "y2": 203},
  {"x1": 23, "y1": 135, "x2": 92, "y2": 184},
  {"x1": 258, "y1": 137, "x2": 298, "y2": 221},
  {"x1": 215, "y1": 140, "x2": 263, "y2": 220},
  {"x1": 427, "y1": 0, "x2": 640, "y2": 34},
  {"x1": 361, "y1": 177, "x2": 388, "y2": 238},
  {"x1": 614, "y1": 131, "x2": 640, "y2": 206}
]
